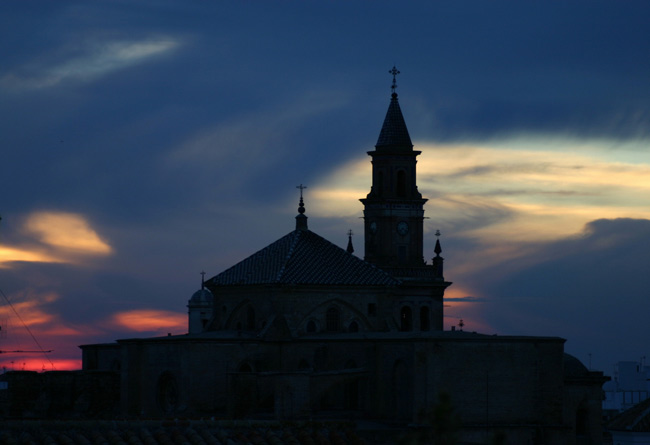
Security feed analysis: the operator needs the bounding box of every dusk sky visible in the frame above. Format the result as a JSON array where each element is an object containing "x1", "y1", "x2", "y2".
[{"x1": 1, "y1": 1, "x2": 650, "y2": 373}]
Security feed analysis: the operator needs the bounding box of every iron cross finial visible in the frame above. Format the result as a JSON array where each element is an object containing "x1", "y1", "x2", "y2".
[
  {"x1": 296, "y1": 184, "x2": 307, "y2": 214},
  {"x1": 389, "y1": 65, "x2": 400, "y2": 94},
  {"x1": 347, "y1": 229, "x2": 353, "y2": 237},
  {"x1": 435, "y1": 229, "x2": 441, "y2": 238}
]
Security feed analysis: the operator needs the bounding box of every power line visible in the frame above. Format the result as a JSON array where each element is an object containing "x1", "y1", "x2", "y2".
[{"x1": 0, "y1": 287, "x2": 54, "y2": 369}]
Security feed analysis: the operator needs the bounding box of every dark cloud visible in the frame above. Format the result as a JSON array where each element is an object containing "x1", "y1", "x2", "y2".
[
  {"x1": 462, "y1": 218, "x2": 650, "y2": 371},
  {"x1": 1, "y1": 1, "x2": 650, "y2": 371}
]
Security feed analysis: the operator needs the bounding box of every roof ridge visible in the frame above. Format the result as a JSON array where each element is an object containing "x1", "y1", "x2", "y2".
[
  {"x1": 275, "y1": 230, "x2": 301, "y2": 282},
  {"x1": 209, "y1": 228, "x2": 399, "y2": 286}
]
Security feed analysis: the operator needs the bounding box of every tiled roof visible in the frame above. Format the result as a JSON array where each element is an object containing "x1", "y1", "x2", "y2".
[
  {"x1": 375, "y1": 93, "x2": 413, "y2": 150},
  {"x1": 608, "y1": 397, "x2": 650, "y2": 432},
  {"x1": 209, "y1": 229, "x2": 398, "y2": 287},
  {"x1": 0, "y1": 419, "x2": 370, "y2": 445}
]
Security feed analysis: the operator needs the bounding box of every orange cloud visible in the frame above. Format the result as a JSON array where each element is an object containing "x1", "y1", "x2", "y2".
[
  {"x1": 0, "y1": 246, "x2": 63, "y2": 268},
  {"x1": 24, "y1": 211, "x2": 112, "y2": 254},
  {"x1": 0, "y1": 210, "x2": 114, "y2": 268},
  {"x1": 110, "y1": 309, "x2": 186, "y2": 334},
  {"x1": 0, "y1": 292, "x2": 59, "y2": 327}
]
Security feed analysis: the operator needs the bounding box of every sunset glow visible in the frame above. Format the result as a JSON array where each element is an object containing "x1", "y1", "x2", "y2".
[
  {"x1": 0, "y1": 246, "x2": 63, "y2": 268},
  {"x1": 2, "y1": 1, "x2": 650, "y2": 376},
  {"x1": 110, "y1": 309, "x2": 186, "y2": 334},
  {"x1": 313, "y1": 140, "x2": 650, "y2": 245},
  {"x1": 24, "y1": 211, "x2": 112, "y2": 255}
]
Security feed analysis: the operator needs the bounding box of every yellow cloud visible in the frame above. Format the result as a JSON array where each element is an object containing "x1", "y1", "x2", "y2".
[
  {"x1": 0, "y1": 246, "x2": 63, "y2": 268},
  {"x1": 311, "y1": 139, "x2": 650, "y2": 245},
  {"x1": 24, "y1": 211, "x2": 112, "y2": 255}
]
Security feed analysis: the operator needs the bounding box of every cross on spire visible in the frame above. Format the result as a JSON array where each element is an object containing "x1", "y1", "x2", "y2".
[
  {"x1": 346, "y1": 229, "x2": 354, "y2": 254},
  {"x1": 296, "y1": 183, "x2": 307, "y2": 199},
  {"x1": 389, "y1": 65, "x2": 400, "y2": 94},
  {"x1": 200, "y1": 271, "x2": 206, "y2": 289}
]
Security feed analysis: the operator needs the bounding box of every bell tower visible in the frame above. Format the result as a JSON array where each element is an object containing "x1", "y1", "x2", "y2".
[{"x1": 361, "y1": 67, "x2": 427, "y2": 270}]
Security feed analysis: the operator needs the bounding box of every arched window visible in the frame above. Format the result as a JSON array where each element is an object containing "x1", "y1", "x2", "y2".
[
  {"x1": 576, "y1": 403, "x2": 588, "y2": 436},
  {"x1": 349, "y1": 321, "x2": 359, "y2": 332},
  {"x1": 246, "y1": 306, "x2": 255, "y2": 331},
  {"x1": 396, "y1": 170, "x2": 406, "y2": 197},
  {"x1": 400, "y1": 306, "x2": 412, "y2": 332},
  {"x1": 420, "y1": 306, "x2": 430, "y2": 331},
  {"x1": 391, "y1": 360, "x2": 412, "y2": 420},
  {"x1": 306, "y1": 320, "x2": 317, "y2": 333},
  {"x1": 326, "y1": 307, "x2": 340, "y2": 332}
]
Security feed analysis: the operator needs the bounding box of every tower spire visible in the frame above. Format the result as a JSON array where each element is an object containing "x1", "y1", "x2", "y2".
[
  {"x1": 346, "y1": 229, "x2": 354, "y2": 254},
  {"x1": 375, "y1": 66, "x2": 413, "y2": 151},
  {"x1": 432, "y1": 230, "x2": 444, "y2": 280}
]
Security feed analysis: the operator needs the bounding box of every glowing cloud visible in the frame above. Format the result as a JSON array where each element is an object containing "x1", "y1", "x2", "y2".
[
  {"x1": 0, "y1": 246, "x2": 63, "y2": 268},
  {"x1": 1, "y1": 37, "x2": 180, "y2": 90},
  {"x1": 312, "y1": 138, "x2": 650, "y2": 246},
  {"x1": 0, "y1": 291, "x2": 59, "y2": 328},
  {"x1": 24, "y1": 211, "x2": 112, "y2": 255},
  {"x1": 110, "y1": 309, "x2": 186, "y2": 334}
]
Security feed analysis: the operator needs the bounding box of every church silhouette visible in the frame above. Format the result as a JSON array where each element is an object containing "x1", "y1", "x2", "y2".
[{"x1": 80, "y1": 69, "x2": 607, "y2": 444}]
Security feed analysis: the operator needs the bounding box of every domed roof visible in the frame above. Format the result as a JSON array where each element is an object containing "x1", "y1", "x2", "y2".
[
  {"x1": 189, "y1": 288, "x2": 213, "y2": 304},
  {"x1": 563, "y1": 353, "x2": 589, "y2": 378}
]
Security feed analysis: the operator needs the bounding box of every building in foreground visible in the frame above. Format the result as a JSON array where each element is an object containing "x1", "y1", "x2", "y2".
[{"x1": 79, "y1": 74, "x2": 608, "y2": 444}]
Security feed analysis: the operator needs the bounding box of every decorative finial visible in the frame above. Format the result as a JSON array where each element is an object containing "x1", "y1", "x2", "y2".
[
  {"x1": 346, "y1": 229, "x2": 354, "y2": 254},
  {"x1": 295, "y1": 184, "x2": 309, "y2": 230},
  {"x1": 296, "y1": 184, "x2": 307, "y2": 214},
  {"x1": 458, "y1": 319, "x2": 464, "y2": 331},
  {"x1": 389, "y1": 65, "x2": 400, "y2": 95},
  {"x1": 434, "y1": 230, "x2": 442, "y2": 256},
  {"x1": 200, "y1": 271, "x2": 205, "y2": 289}
]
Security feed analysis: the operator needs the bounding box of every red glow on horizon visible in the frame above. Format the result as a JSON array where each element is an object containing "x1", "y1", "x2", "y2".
[
  {"x1": 444, "y1": 286, "x2": 494, "y2": 334},
  {"x1": 0, "y1": 357, "x2": 81, "y2": 372}
]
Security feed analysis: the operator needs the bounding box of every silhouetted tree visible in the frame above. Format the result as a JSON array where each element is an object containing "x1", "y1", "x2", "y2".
[{"x1": 400, "y1": 391, "x2": 461, "y2": 445}]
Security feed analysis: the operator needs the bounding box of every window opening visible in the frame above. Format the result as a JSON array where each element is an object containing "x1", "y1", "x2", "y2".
[
  {"x1": 396, "y1": 170, "x2": 406, "y2": 197},
  {"x1": 326, "y1": 307, "x2": 340, "y2": 332},
  {"x1": 400, "y1": 306, "x2": 413, "y2": 331},
  {"x1": 420, "y1": 306, "x2": 430, "y2": 331},
  {"x1": 246, "y1": 306, "x2": 255, "y2": 330}
]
